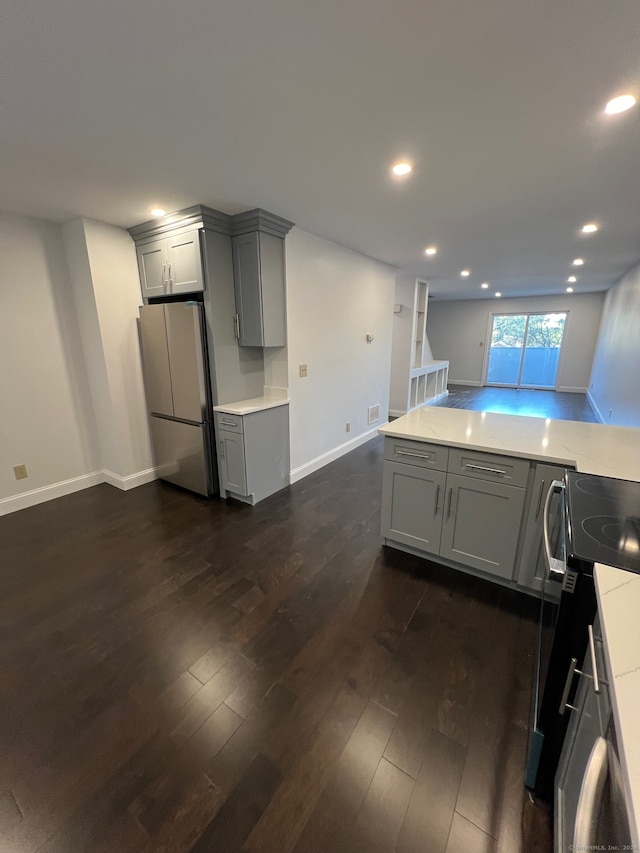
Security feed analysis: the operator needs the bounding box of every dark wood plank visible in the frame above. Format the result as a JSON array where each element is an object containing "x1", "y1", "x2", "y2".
[
  {"x1": 435, "y1": 384, "x2": 599, "y2": 423},
  {"x1": 445, "y1": 812, "x2": 497, "y2": 853},
  {"x1": 189, "y1": 752, "x2": 282, "y2": 853},
  {"x1": 0, "y1": 435, "x2": 549, "y2": 853},
  {"x1": 396, "y1": 728, "x2": 466, "y2": 853}
]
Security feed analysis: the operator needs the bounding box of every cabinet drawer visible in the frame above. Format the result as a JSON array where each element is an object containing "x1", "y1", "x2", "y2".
[
  {"x1": 384, "y1": 438, "x2": 449, "y2": 472},
  {"x1": 215, "y1": 412, "x2": 244, "y2": 434},
  {"x1": 448, "y1": 448, "x2": 529, "y2": 487}
]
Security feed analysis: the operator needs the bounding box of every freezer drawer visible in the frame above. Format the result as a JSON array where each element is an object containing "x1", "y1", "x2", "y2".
[{"x1": 150, "y1": 416, "x2": 212, "y2": 496}]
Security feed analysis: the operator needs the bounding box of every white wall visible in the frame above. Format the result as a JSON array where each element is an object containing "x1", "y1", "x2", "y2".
[
  {"x1": 427, "y1": 292, "x2": 605, "y2": 391},
  {"x1": 63, "y1": 218, "x2": 154, "y2": 486},
  {"x1": 285, "y1": 228, "x2": 395, "y2": 479},
  {"x1": 0, "y1": 213, "x2": 100, "y2": 512},
  {"x1": 589, "y1": 262, "x2": 640, "y2": 426}
]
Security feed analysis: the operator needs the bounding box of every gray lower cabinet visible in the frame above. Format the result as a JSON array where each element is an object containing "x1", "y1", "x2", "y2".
[
  {"x1": 381, "y1": 462, "x2": 446, "y2": 553},
  {"x1": 136, "y1": 228, "x2": 205, "y2": 298},
  {"x1": 517, "y1": 462, "x2": 568, "y2": 597},
  {"x1": 439, "y1": 473, "x2": 526, "y2": 579},
  {"x1": 218, "y1": 429, "x2": 247, "y2": 494},
  {"x1": 215, "y1": 405, "x2": 290, "y2": 505},
  {"x1": 382, "y1": 438, "x2": 529, "y2": 584}
]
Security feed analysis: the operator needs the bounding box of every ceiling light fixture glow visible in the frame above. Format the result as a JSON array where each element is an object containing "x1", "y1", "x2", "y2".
[
  {"x1": 392, "y1": 162, "x2": 412, "y2": 176},
  {"x1": 566, "y1": 287, "x2": 574, "y2": 293},
  {"x1": 568, "y1": 275, "x2": 577, "y2": 283},
  {"x1": 150, "y1": 207, "x2": 166, "y2": 217},
  {"x1": 581, "y1": 222, "x2": 598, "y2": 233},
  {"x1": 425, "y1": 246, "x2": 437, "y2": 255},
  {"x1": 605, "y1": 94, "x2": 637, "y2": 115},
  {"x1": 572, "y1": 258, "x2": 584, "y2": 266},
  {"x1": 481, "y1": 283, "x2": 489, "y2": 289},
  {"x1": 495, "y1": 292, "x2": 502, "y2": 298},
  {"x1": 460, "y1": 269, "x2": 470, "y2": 277}
]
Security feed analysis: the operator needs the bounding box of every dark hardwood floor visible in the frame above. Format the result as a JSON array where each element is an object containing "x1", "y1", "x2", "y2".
[
  {"x1": 0, "y1": 437, "x2": 552, "y2": 853},
  {"x1": 435, "y1": 384, "x2": 599, "y2": 423}
]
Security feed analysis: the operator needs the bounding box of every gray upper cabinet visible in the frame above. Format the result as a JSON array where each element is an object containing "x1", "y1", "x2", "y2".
[
  {"x1": 137, "y1": 241, "x2": 167, "y2": 298},
  {"x1": 166, "y1": 230, "x2": 205, "y2": 294},
  {"x1": 231, "y1": 209, "x2": 293, "y2": 348},
  {"x1": 135, "y1": 228, "x2": 205, "y2": 299}
]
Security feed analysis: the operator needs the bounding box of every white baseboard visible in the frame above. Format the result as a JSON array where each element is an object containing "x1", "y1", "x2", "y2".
[
  {"x1": 0, "y1": 471, "x2": 104, "y2": 517},
  {"x1": 0, "y1": 466, "x2": 159, "y2": 516},
  {"x1": 290, "y1": 426, "x2": 384, "y2": 484},
  {"x1": 423, "y1": 390, "x2": 449, "y2": 406},
  {"x1": 557, "y1": 386, "x2": 587, "y2": 394},
  {"x1": 449, "y1": 379, "x2": 482, "y2": 387},
  {"x1": 103, "y1": 467, "x2": 158, "y2": 491},
  {"x1": 587, "y1": 391, "x2": 606, "y2": 424}
]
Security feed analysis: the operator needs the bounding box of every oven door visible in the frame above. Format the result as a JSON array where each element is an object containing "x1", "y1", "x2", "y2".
[{"x1": 525, "y1": 479, "x2": 566, "y2": 788}]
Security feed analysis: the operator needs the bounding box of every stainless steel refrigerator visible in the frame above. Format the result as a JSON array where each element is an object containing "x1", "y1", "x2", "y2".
[{"x1": 138, "y1": 302, "x2": 216, "y2": 496}]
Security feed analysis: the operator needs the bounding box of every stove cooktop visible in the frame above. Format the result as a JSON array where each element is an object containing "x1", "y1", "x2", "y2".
[{"x1": 565, "y1": 471, "x2": 640, "y2": 573}]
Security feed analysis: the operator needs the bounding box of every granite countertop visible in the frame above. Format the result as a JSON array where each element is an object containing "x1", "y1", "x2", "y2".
[
  {"x1": 214, "y1": 396, "x2": 290, "y2": 416},
  {"x1": 594, "y1": 563, "x2": 640, "y2": 848},
  {"x1": 379, "y1": 407, "x2": 640, "y2": 481}
]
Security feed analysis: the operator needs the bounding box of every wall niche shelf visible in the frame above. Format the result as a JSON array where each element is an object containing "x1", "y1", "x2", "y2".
[{"x1": 389, "y1": 278, "x2": 449, "y2": 417}]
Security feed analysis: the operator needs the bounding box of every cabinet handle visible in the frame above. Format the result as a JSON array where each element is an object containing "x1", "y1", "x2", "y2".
[
  {"x1": 167, "y1": 262, "x2": 173, "y2": 288},
  {"x1": 396, "y1": 449, "x2": 432, "y2": 460},
  {"x1": 446, "y1": 488, "x2": 453, "y2": 518},
  {"x1": 162, "y1": 261, "x2": 167, "y2": 286},
  {"x1": 559, "y1": 656, "x2": 578, "y2": 715},
  {"x1": 219, "y1": 440, "x2": 225, "y2": 459},
  {"x1": 434, "y1": 484, "x2": 440, "y2": 516},
  {"x1": 464, "y1": 463, "x2": 506, "y2": 476},
  {"x1": 233, "y1": 314, "x2": 240, "y2": 340},
  {"x1": 535, "y1": 479, "x2": 545, "y2": 519},
  {"x1": 220, "y1": 419, "x2": 237, "y2": 427}
]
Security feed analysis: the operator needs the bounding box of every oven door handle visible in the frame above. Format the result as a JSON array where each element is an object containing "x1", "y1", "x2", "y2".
[
  {"x1": 573, "y1": 736, "x2": 609, "y2": 852},
  {"x1": 543, "y1": 479, "x2": 566, "y2": 582}
]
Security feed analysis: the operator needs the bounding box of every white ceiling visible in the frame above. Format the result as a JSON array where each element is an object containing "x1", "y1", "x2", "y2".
[{"x1": 2, "y1": 0, "x2": 640, "y2": 300}]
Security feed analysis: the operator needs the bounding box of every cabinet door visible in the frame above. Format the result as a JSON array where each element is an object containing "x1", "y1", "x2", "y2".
[
  {"x1": 218, "y1": 429, "x2": 247, "y2": 495},
  {"x1": 137, "y1": 241, "x2": 167, "y2": 298},
  {"x1": 517, "y1": 463, "x2": 567, "y2": 597},
  {"x1": 440, "y1": 473, "x2": 525, "y2": 579},
  {"x1": 381, "y1": 462, "x2": 446, "y2": 554},
  {"x1": 167, "y1": 229, "x2": 205, "y2": 294},
  {"x1": 232, "y1": 232, "x2": 264, "y2": 346}
]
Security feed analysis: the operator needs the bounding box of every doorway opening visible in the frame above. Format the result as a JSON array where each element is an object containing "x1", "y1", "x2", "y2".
[{"x1": 485, "y1": 312, "x2": 567, "y2": 388}]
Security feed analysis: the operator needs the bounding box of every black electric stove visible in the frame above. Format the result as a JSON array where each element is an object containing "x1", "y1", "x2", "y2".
[
  {"x1": 530, "y1": 469, "x2": 640, "y2": 799},
  {"x1": 565, "y1": 470, "x2": 640, "y2": 574}
]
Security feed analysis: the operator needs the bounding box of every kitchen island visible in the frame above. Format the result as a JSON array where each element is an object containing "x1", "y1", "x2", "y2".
[{"x1": 378, "y1": 407, "x2": 640, "y2": 594}]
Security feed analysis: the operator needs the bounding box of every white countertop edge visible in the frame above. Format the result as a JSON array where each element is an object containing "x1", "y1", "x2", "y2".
[
  {"x1": 214, "y1": 396, "x2": 290, "y2": 416},
  {"x1": 594, "y1": 563, "x2": 640, "y2": 849}
]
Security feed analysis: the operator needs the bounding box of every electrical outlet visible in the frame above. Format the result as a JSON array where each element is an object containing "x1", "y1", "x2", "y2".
[
  {"x1": 299, "y1": 364, "x2": 308, "y2": 378},
  {"x1": 13, "y1": 464, "x2": 28, "y2": 480},
  {"x1": 345, "y1": 422, "x2": 351, "y2": 433}
]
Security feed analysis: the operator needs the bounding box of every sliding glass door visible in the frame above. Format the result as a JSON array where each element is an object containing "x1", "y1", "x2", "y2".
[{"x1": 486, "y1": 312, "x2": 567, "y2": 388}]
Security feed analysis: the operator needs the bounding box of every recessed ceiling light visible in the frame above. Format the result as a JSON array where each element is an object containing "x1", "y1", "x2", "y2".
[
  {"x1": 581, "y1": 222, "x2": 598, "y2": 234},
  {"x1": 481, "y1": 283, "x2": 489, "y2": 289},
  {"x1": 566, "y1": 287, "x2": 574, "y2": 293},
  {"x1": 392, "y1": 162, "x2": 412, "y2": 176},
  {"x1": 425, "y1": 246, "x2": 437, "y2": 255},
  {"x1": 568, "y1": 275, "x2": 577, "y2": 283},
  {"x1": 150, "y1": 207, "x2": 166, "y2": 217},
  {"x1": 495, "y1": 292, "x2": 502, "y2": 298},
  {"x1": 605, "y1": 94, "x2": 636, "y2": 115},
  {"x1": 460, "y1": 270, "x2": 470, "y2": 277},
  {"x1": 572, "y1": 258, "x2": 584, "y2": 266}
]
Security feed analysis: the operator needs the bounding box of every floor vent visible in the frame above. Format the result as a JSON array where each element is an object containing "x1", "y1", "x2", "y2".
[{"x1": 368, "y1": 404, "x2": 381, "y2": 424}]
